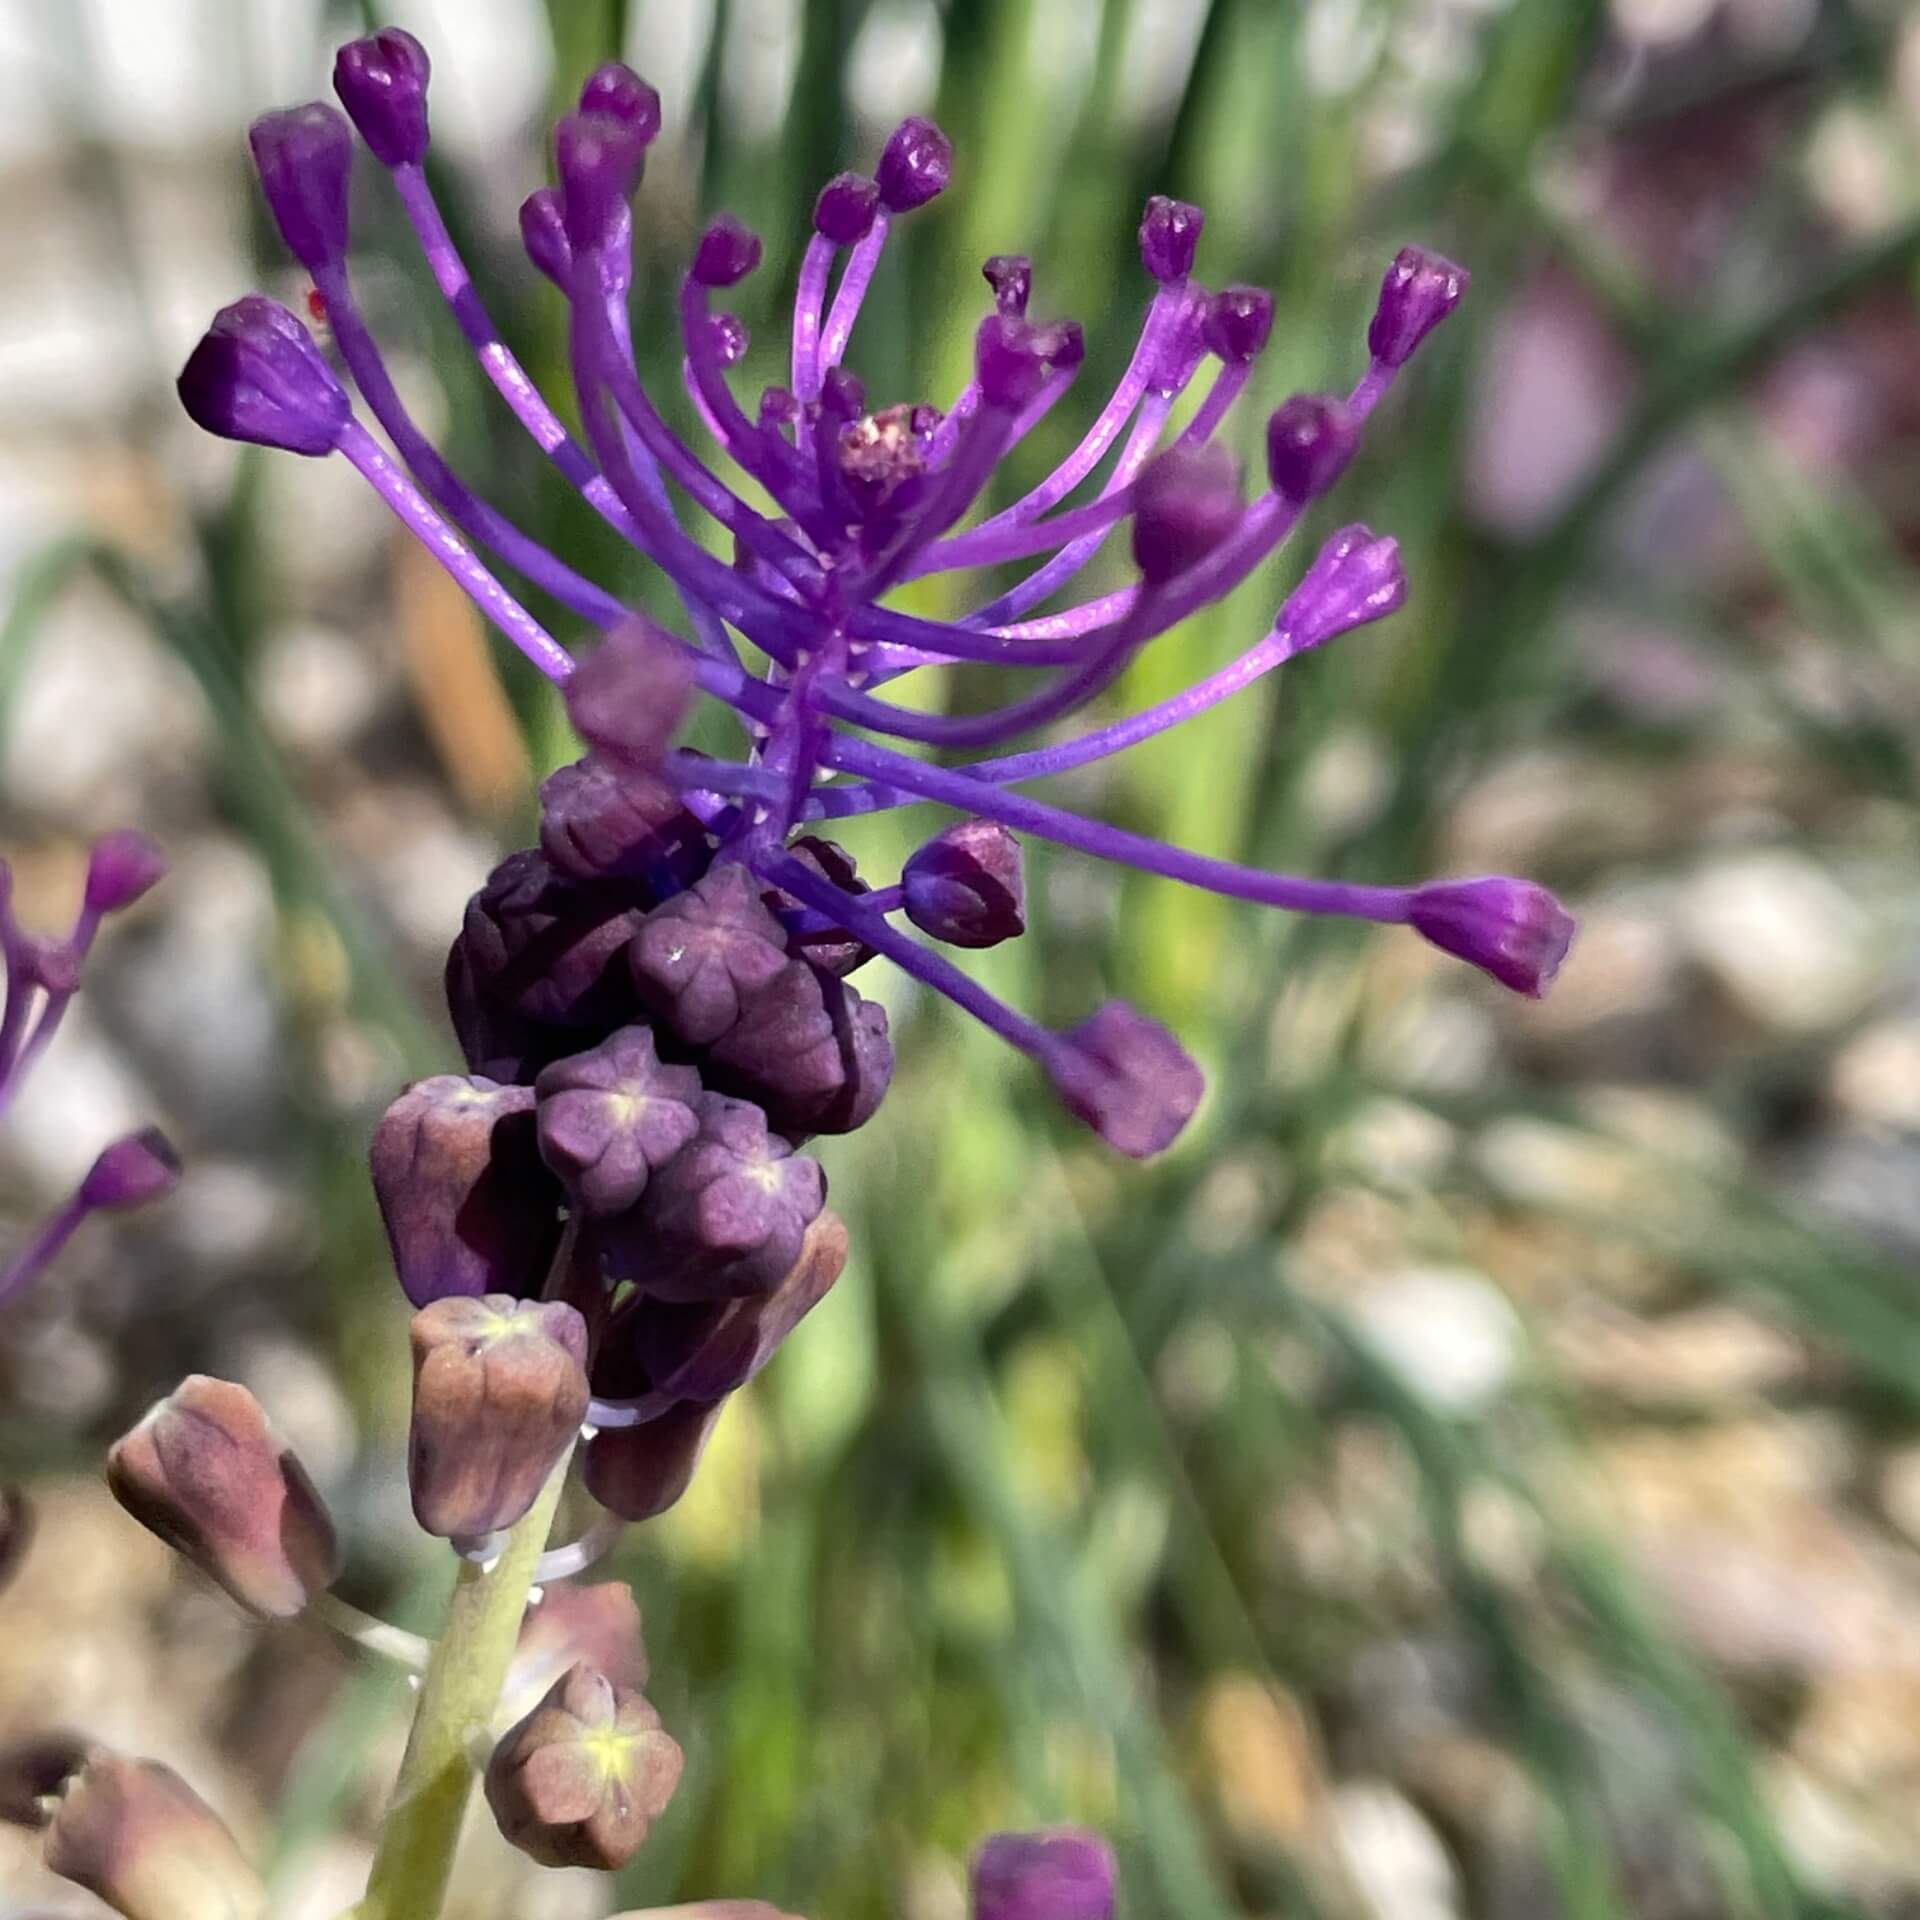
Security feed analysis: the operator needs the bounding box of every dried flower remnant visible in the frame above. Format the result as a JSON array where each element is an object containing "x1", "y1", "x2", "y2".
[{"x1": 180, "y1": 33, "x2": 1571, "y2": 1176}]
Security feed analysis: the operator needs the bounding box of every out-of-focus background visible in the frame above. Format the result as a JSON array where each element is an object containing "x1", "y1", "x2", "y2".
[{"x1": 4, "y1": 0, "x2": 1920, "y2": 1914}]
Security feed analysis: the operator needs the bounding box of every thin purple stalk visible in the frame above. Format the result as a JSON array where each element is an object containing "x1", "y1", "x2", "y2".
[
  {"x1": 818, "y1": 210, "x2": 891, "y2": 373},
  {"x1": 0, "y1": 1191, "x2": 87, "y2": 1309},
  {"x1": 791, "y1": 231, "x2": 835, "y2": 405}
]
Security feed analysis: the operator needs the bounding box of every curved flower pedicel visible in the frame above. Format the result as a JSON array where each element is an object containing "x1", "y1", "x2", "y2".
[{"x1": 183, "y1": 31, "x2": 1574, "y2": 1168}]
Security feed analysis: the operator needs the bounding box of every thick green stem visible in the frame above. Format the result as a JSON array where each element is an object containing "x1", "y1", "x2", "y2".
[{"x1": 353, "y1": 1450, "x2": 572, "y2": 1920}]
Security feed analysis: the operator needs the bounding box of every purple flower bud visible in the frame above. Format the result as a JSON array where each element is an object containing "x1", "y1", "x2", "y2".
[
  {"x1": 1406, "y1": 877, "x2": 1575, "y2": 997},
  {"x1": 692, "y1": 215, "x2": 763, "y2": 289},
  {"x1": 443, "y1": 943, "x2": 549, "y2": 1086},
  {"x1": 176, "y1": 296, "x2": 348, "y2": 456},
  {"x1": 408, "y1": 1295, "x2": 590, "y2": 1537},
  {"x1": 584, "y1": 1397, "x2": 727, "y2": 1521},
  {"x1": 761, "y1": 836, "x2": 873, "y2": 975},
  {"x1": 107, "y1": 1376, "x2": 340, "y2": 1620},
  {"x1": 708, "y1": 311, "x2": 751, "y2": 366},
  {"x1": 78, "y1": 1129, "x2": 180, "y2": 1213},
  {"x1": 1048, "y1": 1001, "x2": 1203, "y2": 1158},
  {"x1": 707, "y1": 961, "x2": 892, "y2": 1137},
  {"x1": 1265, "y1": 392, "x2": 1358, "y2": 505},
  {"x1": 614, "y1": 1093, "x2": 826, "y2": 1301},
  {"x1": 520, "y1": 187, "x2": 573, "y2": 286},
  {"x1": 44, "y1": 1749, "x2": 267, "y2": 1920},
  {"x1": 819, "y1": 365, "x2": 867, "y2": 421},
  {"x1": 249, "y1": 103, "x2": 352, "y2": 271},
  {"x1": 370, "y1": 1076, "x2": 562, "y2": 1307},
  {"x1": 565, "y1": 616, "x2": 694, "y2": 772},
  {"x1": 84, "y1": 828, "x2": 166, "y2": 914},
  {"x1": 760, "y1": 385, "x2": 799, "y2": 429},
  {"x1": 629, "y1": 863, "x2": 791, "y2": 1047},
  {"x1": 579, "y1": 63, "x2": 662, "y2": 146},
  {"x1": 1131, "y1": 443, "x2": 1243, "y2": 587},
  {"x1": 539, "y1": 754, "x2": 708, "y2": 887},
  {"x1": 534, "y1": 1027, "x2": 703, "y2": 1216},
  {"x1": 976, "y1": 315, "x2": 1082, "y2": 412},
  {"x1": 983, "y1": 254, "x2": 1032, "y2": 317},
  {"x1": 903, "y1": 820, "x2": 1026, "y2": 948},
  {"x1": 555, "y1": 110, "x2": 648, "y2": 251},
  {"x1": 1283, "y1": 523, "x2": 1406, "y2": 653},
  {"x1": 486, "y1": 1663, "x2": 683, "y2": 1871},
  {"x1": 1368, "y1": 244, "x2": 1469, "y2": 369},
  {"x1": 1139, "y1": 194, "x2": 1205, "y2": 282},
  {"x1": 877, "y1": 116, "x2": 952, "y2": 211},
  {"x1": 814, "y1": 171, "x2": 880, "y2": 244},
  {"x1": 972, "y1": 1829, "x2": 1116, "y2": 1920},
  {"x1": 1203, "y1": 284, "x2": 1274, "y2": 363},
  {"x1": 332, "y1": 27, "x2": 431, "y2": 167}
]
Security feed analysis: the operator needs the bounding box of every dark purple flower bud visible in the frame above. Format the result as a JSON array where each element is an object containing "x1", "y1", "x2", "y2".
[
  {"x1": 1139, "y1": 194, "x2": 1204, "y2": 282},
  {"x1": 976, "y1": 315, "x2": 1081, "y2": 412},
  {"x1": 0, "y1": 1730, "x2": 86, "y2": 1828},
  {"x1": 408, "y1": 1295, "x2": 590, "y2": 1537},
  {"x1": 333, "y1": 28, "x2": 432, "y2": 167},
  {"x1": 43, "y1": 1749, "x2": 267, "y2": 1920},
  {"x1": 539, "y1": 754, "x2": 707, "y2": 887},
  {"x1": 708, "y1": 312, "x2": 751, "y2": 365},
  {"x1": 486, "y1": 1663, "x2": 683, "y2": 1870},
  {"x1": 1406, "y1": 877, "x2": 1575, "y2": 997},
  {"x1": 692, "y1": 215, "x2": 763, "y2": 289},
  {"x1": 903, "y1": 820, "x2": 1026, "y2": 948},
  {"x1": 973, "y1": 1829, "x2": 1116, "y2": 1920},
  {"x1": 370, "y1": 1076, "x2": 562, "y2": 1307},
  {"x1": 444, "y1": 942, "x2": 549, "y2": 1086},
  {"x1": 520, "y1": 187, "x2": 573, "y2": 286},
  {"x1": 534, "y1": 1026, "x2": 703, "y2": 1216},
  {"x1": 814, "y1": 171, "x2": 880, "y2": 244},
  {"x1": 761, "y1": 836, "x2": 873, "y2": 975},
  {"x1": 584, "y1": 1397, "x2": 727, "y2": 1521},
  {"x1": 1265, "y1": 392, "x2": 1358, "y2": 505},
  {"x1": 760, "y1": 385, "x2": 799, "y2": 430},
  {"x1": 1203, "y1": 284, "x2": 1274, "y2": 363},
  {"x1": 84, "y1": 829, "x2": 166, "y2": 914},
  {"x1": 819, "y1": 365, "x2": 867, "y2": 421},
  {"x1": 616, "y1": 1093, "x2": 826, "y2": 1300},
  {"x1": 629, "y1": 863, "x2": 791, "y2": 1047},
  {"x1": 982, "y1": 254, "x2": 1032, "y2": 317},
  {"x1": 0, "y1": 1485, "x2": 29, "y2": 1597},
  {"x1": 176, "y1": 296, "x2": 348, "y2": 456},
  {"x1": 1131, "y1": 443, "x2": 1242, "y2": 587},
  {"x1": 107, "y1": 1376, "x2": 340, "y2": 1620},
  {"x1": 1047, "y1": 1001, "x2": 1203, "y2": 1158},
  {"x1": 1284, "y1": 523, "x2": 1406, "y2": 653},
  {"x1": 1368, "y1": 245, "x2": 1469, "y2": 368},
  {"x1": 579, "y1": 63, "x2": 662, "y2": 147},
  {"x1": 566, "y1": 616, "x2": 694, "y2": 772},
  {"x1": 78, "y1": 1129, "x2": 180, "y2": 1213},
  {"x1": 877, "y1": 115, "x2": 952, "y2": 211},
  {"x1": 249, "y1": 103, "x2": 352, "y2": 271},
  {"x1": 554, "y1": 110, "x2": 648, "y2": 252},
  {"x1": 707, "y1": 961, "x2": 892, "y2": 1136}
]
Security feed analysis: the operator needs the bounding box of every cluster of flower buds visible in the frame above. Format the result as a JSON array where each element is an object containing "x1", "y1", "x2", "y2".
[{"x1": 1, "y1": 832, "x2": 179, "y2": 1310}]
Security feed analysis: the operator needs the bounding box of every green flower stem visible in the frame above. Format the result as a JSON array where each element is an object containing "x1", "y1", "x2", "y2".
[{"x1": 354, "y1": 1449, "x2": 573, "y2": 1920}]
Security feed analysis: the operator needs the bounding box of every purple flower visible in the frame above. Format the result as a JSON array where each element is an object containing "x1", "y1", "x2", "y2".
[
  {"x1": 1407, "y1": 877, "x2": 1576, "y2": 998},
  {"x1": 183, "y1": 39, "x2": 1572, "y2": 1162},
  {"x1": 903, "y1": 820, "x2": 1025, "y2": 948},
  {"x1": 972, "y1": 1829, "x2": 1116, "y2": 1920},
  {"x1": 534, "y1": 1027, "x2": 703, "y2": 1216}
]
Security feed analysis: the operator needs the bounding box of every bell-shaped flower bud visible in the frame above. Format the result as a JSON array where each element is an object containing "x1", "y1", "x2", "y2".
[
  {"x1": 1203, "y1": 284, "x2": 1275, "y2": 364},
  {"x1": 1368, "y1": 245, "x2": 1469, "y2": 368},
  {"x1": 1265, "y1": 392, "x2": 1358, "y2": 505},
  {"x1": 83, "y1": 829, "x2": 166, "y2": 915},
  {"x1": 176, "y1": 297, "x2": 348, "y2": 456},
  {"x1": 333, "y1": 27, "x2": 432, "y2": 167},
  {"x1": 249, "y1": 103, "x2": 352, "y2": 271},
  {"x1": 565, "y1": 616, "x2": 694, "y2": 772},
  {"x1": 1407, "y1": 877, "x2": 1575, "y2": 997},
  {"x1": 630, "y1": 863, "x2": 791, "y2": 1047},
  {"x1": 107, "y1": 1377, "x2": 339, "y2": 1620},
  {"x1": 539, "y1": 754, "x2": 708, "y2": 887},
  {"x1": 972, "y1": 1829, "x2": 1117, "y2": 1920},
  {"x1": 583, "y1": 1397, "x2": 727, "y2": 1521},
  {"x1": 692, "y1": 215, "x2": 763, "y2": 289},
  {"x1": 814, "y1": 171, "x2": 880, "y2": 244},
  {"x1": 409, "y1": 1295, "x2": 590, "y2": 1538},
  {"x1": 1282, "y1": 523, "x2": 1407, "y2": 654},
  {"x1": 0, "y1": 1485, "x2": 29, "y2": 1596},
  {"x1": 579, "y1": 62, "x2": 663, "y2": 146},
  {"x1": 983, "y1": 254, "x2": 1032, "y2": 317},
  {"x1": 555, "y1": 109, "x2": 649, "y2": 252},
  {"x1": 520, "y1": 186, "x2": 573, "y2": 286},
  {"x1": 1047, "y1": 1001, "x2": 1203, "y2": 1159},
  {"x1": 903, "y1": 820, "x2": 1026, "y2": 948},
  {"x1": 1138, "y1": 194, "x2": 1204, "y2": 282},
  {"x1": 534, "y1": 1027, "x2": 703, "y2": 1217},
  {"x1": 485, "y1": 1663, "x2": 683, "y2": 1871},
  {"x1": 976, "y1": 314, "x2": 1082, "y2": 412},
  {"x1": 877, "y1": 116, "x2": 952, "y2": 211},
  {"x1": 760, "y1": 836, "x2": 874, "y2": 975},
  {"x1": 44, "y1": 1749, "x2": 267, "y2": 1920},
  {"x1": 79, "y1": 1129, "x2": 181, "y2": 1213},
  {"x1": 1131, "y1": 443, "x2": 1242, "y2": 587},
  {"x1": 508, "y1": 1580, "x2": 650, "y2": 1723},
  {"x1": 614, "y1": 1093, "x2": 826, "y2": 1301},
  {"x1": 371, "y1": 1076, "x2": 561, "y2": 1307},
  {"x1": 707, "y1": 962, "x2": 892, "y2": 1137}
]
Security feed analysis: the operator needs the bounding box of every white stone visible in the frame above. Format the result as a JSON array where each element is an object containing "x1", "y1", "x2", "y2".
[{"x1": 1351, "y1": 1266, "x2": 1523, "y2": 1413}]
